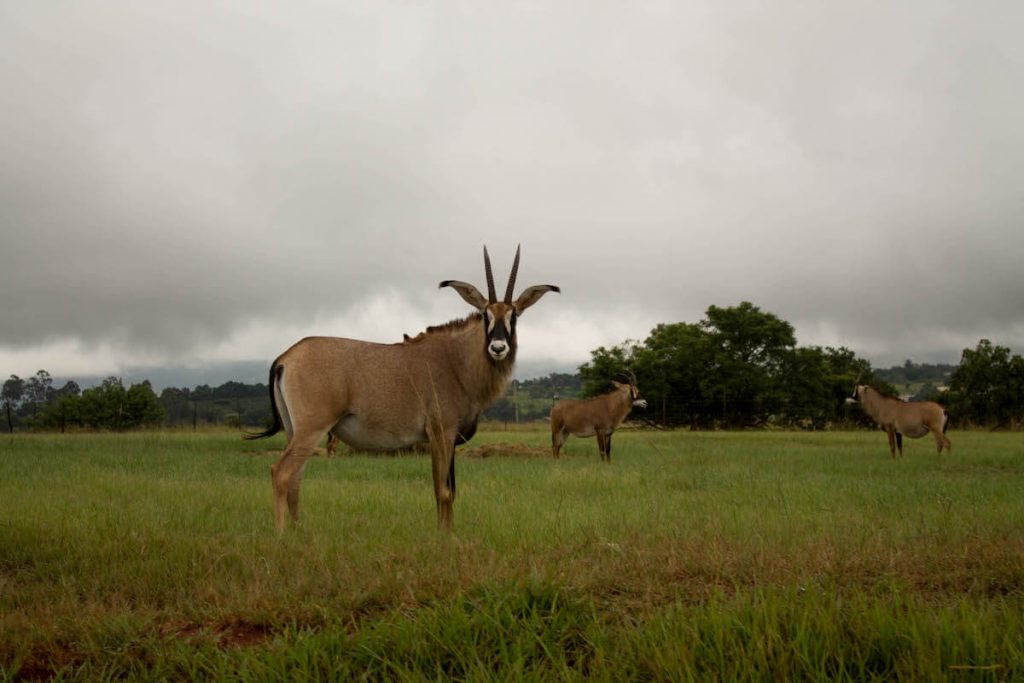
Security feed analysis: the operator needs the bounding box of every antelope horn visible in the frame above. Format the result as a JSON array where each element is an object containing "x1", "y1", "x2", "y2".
[
  {"x1": 503, "y1": 244, "x2": 521, "y2": 304},
  {"x1": 854, "y1": 370, "x2": 864, "y2": 386},
  {"x1": 483, "y1": 246, "x2": 496, "y2": 303}
]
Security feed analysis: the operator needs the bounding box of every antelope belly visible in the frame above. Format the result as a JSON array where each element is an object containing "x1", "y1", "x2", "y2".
[
  {"x1": 899, "y1": 424, "x2": 929, "y2": 439},
  {"x1": 333, "y1": 415, "x2": 425, "y2": 452}
]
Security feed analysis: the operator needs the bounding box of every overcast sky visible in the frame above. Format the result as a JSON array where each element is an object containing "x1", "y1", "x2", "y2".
[{"x1": 2, "y1": 1, "x2": 1022, "y2": 384}]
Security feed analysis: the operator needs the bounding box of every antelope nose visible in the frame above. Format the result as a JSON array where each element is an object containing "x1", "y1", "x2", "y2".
[{"x1": 489, "y1": 341, "x2": 508, "y2": 356}]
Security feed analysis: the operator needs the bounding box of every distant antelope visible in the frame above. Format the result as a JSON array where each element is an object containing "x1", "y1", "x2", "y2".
[
  {"x1": 245, "y1": 246, "x2": 559, "y2": 532},
  {"x1": 846, "y1": 380, "x2": 950, "y2": 458},
  {"x1": 550, "y1": 371, "x2": 647, "y2": 461}
]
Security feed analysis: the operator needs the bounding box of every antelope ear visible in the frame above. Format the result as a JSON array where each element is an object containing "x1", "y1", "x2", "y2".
[
  {"x1": 439, "y1": 280, "x2": 489, "y2": 309},
  {"x1": 512, "y1": 284, "x2": 560, "y2": 314},
  {"x1": 611, "y1": 380, "x2": 625, "y2": 389}
]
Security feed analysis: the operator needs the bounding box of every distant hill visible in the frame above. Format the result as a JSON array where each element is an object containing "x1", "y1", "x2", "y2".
[
  {"x1": 55, "y1": 360, "x2": 271, "y2": 394},
  {"x1": 874, "y1": 360, "x2": 955, "y2": 400},
  {"x1": 57, "y1": 358, "x2": 580, "y2": 394}
]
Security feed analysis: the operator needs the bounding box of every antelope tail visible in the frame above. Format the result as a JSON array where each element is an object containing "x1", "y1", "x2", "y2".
[
  {"x1": 942, "y1": 409, "x2": 950, "y2": 435},
  {"x1": 243, "y1": 364, "x2": 285, "y2": 440}
]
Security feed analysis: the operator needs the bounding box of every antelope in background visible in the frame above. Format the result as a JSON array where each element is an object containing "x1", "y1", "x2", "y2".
[
  {"x1": 246, "y1": 246, "x2": 559, "y2": 532},
  {"x1": 846, "y1": 377, "x2": 950, "y2": 458},
  {"x1": 550, "y1": 371, "x2": 647, "y2": 461}
]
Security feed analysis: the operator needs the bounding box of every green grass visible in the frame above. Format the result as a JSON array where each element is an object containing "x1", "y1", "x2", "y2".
[{"x1": 1, "y1": 428, "x2": 1022, "y2": 680}]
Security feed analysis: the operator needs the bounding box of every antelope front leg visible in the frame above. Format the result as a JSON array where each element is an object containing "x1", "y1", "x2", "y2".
[
  {"x1": 429, "y1": 425, "x2": 457, "y2": 531},
  {"x1": 885, "y1": 428, "x2": 897, "y2": 459}
]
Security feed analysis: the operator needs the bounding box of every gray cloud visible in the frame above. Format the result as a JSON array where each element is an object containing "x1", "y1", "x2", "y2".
[{"x1": 2, "y1": 1, "x2": 1022, "y2": 378}]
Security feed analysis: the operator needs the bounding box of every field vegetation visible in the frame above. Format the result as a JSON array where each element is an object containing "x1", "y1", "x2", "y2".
[{"x1": 2, "y1": 427, "x2": 1022, "y2": 680}]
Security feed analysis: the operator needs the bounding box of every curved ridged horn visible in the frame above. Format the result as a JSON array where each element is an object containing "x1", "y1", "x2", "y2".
[
  {"x1": 503, "y1": 244, "x2": 521, "y2": 303},
  {"x1": 483, "y1": 246, "x2": 496, "y2": 303}
]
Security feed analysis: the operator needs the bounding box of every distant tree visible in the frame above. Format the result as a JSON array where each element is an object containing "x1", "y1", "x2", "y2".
[
  {"x1": 55, "y1": 381, "x2": 81, "y2": 399},
  {"x1": 68, "y1": 377, "x2": 164, "y2": 431},
  {"x1": 482, "y1": 397, "x2": 515, "y2": 422},
  {"x1": 125, "y1": 380, "x2": 164, "y2": 428},
  {"x1": 23, "y1": 369, "x2": 54, "y2": 418},
  {"x1": 2, "y1": 375, "x2": 25, "y2": 433}
]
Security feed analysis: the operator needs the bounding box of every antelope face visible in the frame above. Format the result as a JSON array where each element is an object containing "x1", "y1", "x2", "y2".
[
  {"x1": 439, "y1": 245, "x2": 559, "y2": 364},
  {"x1": 846, "y1": 385, "x2": 865, "y2": 404},
  {"x1": 482, "y1": 302, "x2": 516, "y2": 362},
  {"x1": 631, "y1": 384, "x2": 648, "y2": 409},
  {"x1": 613, "y1": 377, "x2": 648, "y2": 409}
]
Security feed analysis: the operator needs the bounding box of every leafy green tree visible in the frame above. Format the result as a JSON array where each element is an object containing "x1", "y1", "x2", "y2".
[
  {"x1": 632, "y1": 322, "x2": 710, "y2": 427},
  {"x1": 578, "y1": 305, "x2": 880, "y2": 429},
  {"x1": 774, "y1": 346, "x2": 833, "y2": 428},
  {"x1": 579, "y1": 342, "x2": 638, "y2": 397},
  {"x1": 948, "y1": 339, "x2": 1024, "y2": 427},
  {"x1": 700, "y1": 302, "x2": 796, "y2": 426}
]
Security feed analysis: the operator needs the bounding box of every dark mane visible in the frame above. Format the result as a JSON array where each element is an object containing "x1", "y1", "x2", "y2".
[
  {"x1": 402, "y1": 312, "x2": 483, "y2": 342},
  {"x1": 866, "y1": 384, "x2": 902, "y2": 402}
]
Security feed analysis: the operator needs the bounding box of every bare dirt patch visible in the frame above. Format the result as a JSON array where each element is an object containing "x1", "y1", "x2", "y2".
[
  {"x1": 460, "y1": 442, "x2": 550, "y2": 458},
  {"x1": 159, "y1": 618, "x2": 277, "y2": 649}
]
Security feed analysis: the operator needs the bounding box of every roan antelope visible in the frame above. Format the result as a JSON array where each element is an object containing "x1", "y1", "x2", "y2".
[
  {"x1": 550, "y1": 371, "x2": 647, "y2": 461},
  {"x1": 846, "y1": 381, "x2": 950, "y2": 458},
  {"x1": 245, "y1": 246, "x2": 559, "y2": 532}
]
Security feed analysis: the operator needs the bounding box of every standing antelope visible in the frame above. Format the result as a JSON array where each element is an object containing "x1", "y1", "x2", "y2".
[
  {"x1": 245, "y1": 246, "x2": 558, "y2": 532},
  {"x1": 846, "y1": 382, "x2": 950, "y2": 458},
  {"x1": 550, "y1": 372, "x2": 647, "y2": 461}
]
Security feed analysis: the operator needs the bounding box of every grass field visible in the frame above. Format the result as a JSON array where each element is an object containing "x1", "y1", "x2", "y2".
[{"x1": 1, "y1": 427, "x2": 1022, "y2": 680}]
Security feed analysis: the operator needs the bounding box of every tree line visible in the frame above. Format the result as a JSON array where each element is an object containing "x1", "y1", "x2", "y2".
[
  {"x1": 3, "y1": 301, "x2": 1022, "y2": 432},
  {"x1": 579, "y1": 302, "x2": 1023, "y2": 430},
  {"x1": 1, "y1": 373, "x2": 270, "y2": 433},
  {"x1": 2, "y1": 372, "x2": 164, "y2": 433}
]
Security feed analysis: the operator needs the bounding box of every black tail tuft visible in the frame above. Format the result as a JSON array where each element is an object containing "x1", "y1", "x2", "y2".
[
  {"x1": 942, "y1": 409, "x2": 950, "y2": 434},
  {"x1": 242, "y1": 364, "x2": 284, "y2": 440}
]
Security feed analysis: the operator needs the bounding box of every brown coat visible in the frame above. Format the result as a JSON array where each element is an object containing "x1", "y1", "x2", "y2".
[
  {"x1": 247, "y1": 246, "x2": 558, "y2": 533},
  {"x1": 850, "y1": 384, "x2": 950, "y2": 458},
  {"x1": 551, "y1": 381, "x2": 646, "y2": 461}
]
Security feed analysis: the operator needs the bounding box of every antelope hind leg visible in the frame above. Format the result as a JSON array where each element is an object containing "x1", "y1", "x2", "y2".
[
  {"x1": 271, "y1": 432, "x2": 321, "y2": 532},
  {"x1": 552, "y1": 427, "x2": 567, "y2": 458}
]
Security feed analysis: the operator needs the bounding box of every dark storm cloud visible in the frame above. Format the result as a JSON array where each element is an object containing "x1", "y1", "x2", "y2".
[{"x1": 1, "y1": 1, "x2": 1022, "y2": 375}]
